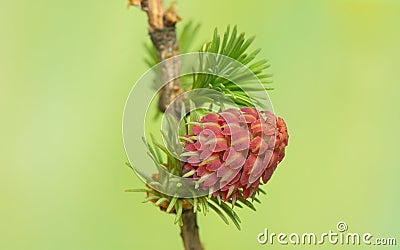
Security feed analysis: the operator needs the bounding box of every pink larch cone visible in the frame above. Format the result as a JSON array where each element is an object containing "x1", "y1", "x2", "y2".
[{"x1": 182, "y1": 107, "x2": 288, "y2": 203}]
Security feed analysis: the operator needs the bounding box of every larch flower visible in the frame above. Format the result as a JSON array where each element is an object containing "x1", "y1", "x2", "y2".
[{"x1": 182, "y1": 107, "x2": 288, "y2": 203}]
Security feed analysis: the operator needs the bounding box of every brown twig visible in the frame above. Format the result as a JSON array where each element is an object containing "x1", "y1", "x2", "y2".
[
  {"x1": 130, "y1": 0, "x2": 183, "y2": 112},
  {"x1": 181, "y1": 209, "x2": 204, "y2": 250},
  {"x1": 130, "y1": 1, "x2": 203, "y2": 249}
]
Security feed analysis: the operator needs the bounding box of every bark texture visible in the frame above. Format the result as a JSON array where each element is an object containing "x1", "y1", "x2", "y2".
[
  {"x1": 180, "y1": 209, "x2": 204, "y2": 250},
  {"x1": 130, "y1": 0, "x2": 182, "y2": 112}
]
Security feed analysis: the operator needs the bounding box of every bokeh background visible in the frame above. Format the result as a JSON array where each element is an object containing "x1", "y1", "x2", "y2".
[{"x1": 1, "y1": 0, "x2": 399, "y2": 249}]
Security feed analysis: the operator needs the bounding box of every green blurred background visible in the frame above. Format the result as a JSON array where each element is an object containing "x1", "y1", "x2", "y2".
[{"x1": 1, "y1": 0, "x2": 399, "y2": 249}]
